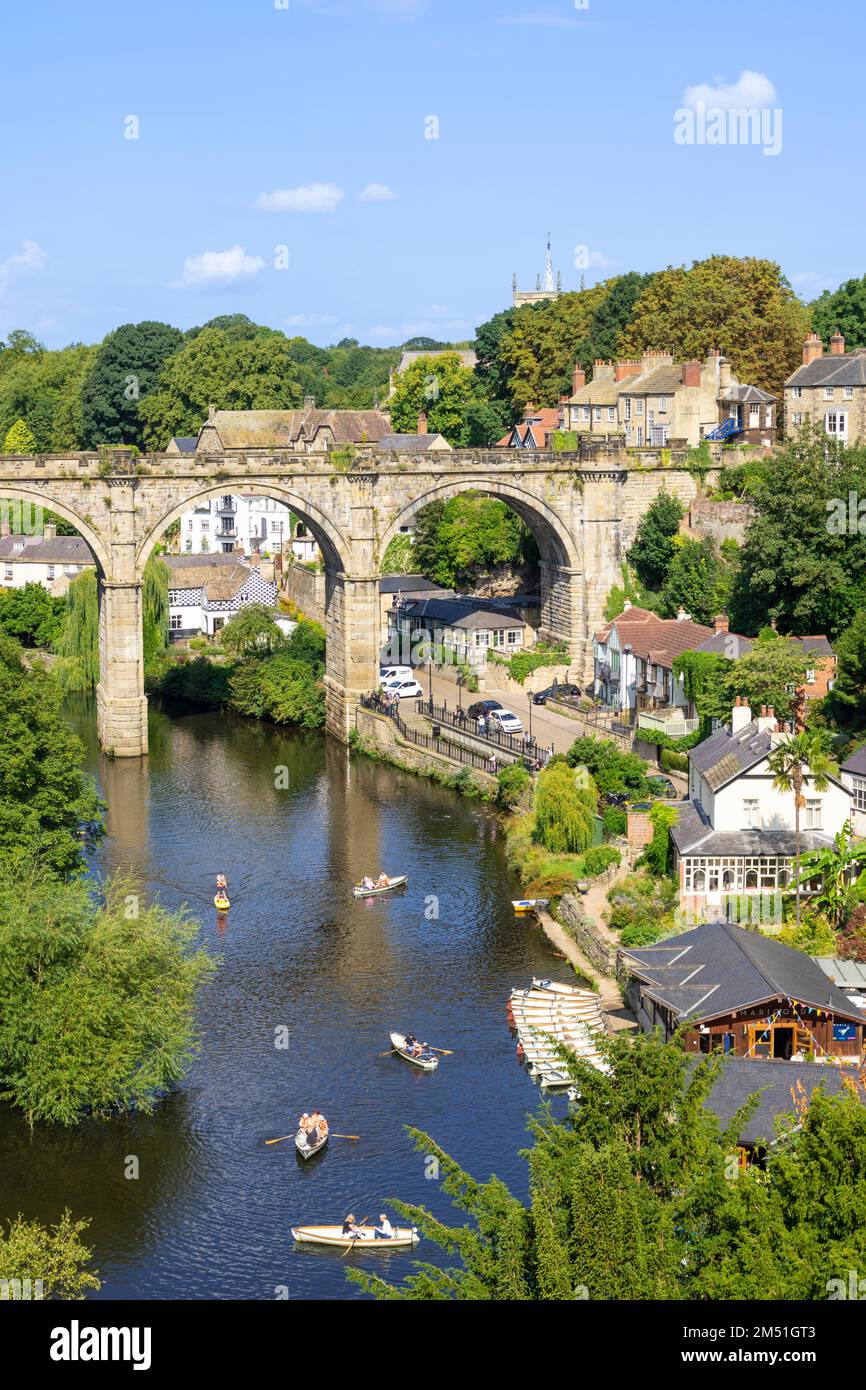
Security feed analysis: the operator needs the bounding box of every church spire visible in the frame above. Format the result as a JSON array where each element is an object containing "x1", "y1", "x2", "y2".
[{"x1": 543, "y1": 232, "x2": 555, "y2": 294}]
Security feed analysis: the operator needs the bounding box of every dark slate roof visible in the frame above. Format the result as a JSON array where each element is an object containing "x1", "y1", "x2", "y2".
[
  {"x1": 0, "y1": 535, "x2": 93, "y2": 563},
  {"x1": 841, "y1": 744, "x2": 866, "y2": 776},
  {"x1": 693, "y1": 1057, "x2": 854, "y2": 1147},
  {"x1": 620, "y1": 919, "x2": 864, "y2": 1023},
  {"x1": 671, "y1": 803, "x2": 834, "y2": 858},
  {"x1": 400, "y1": 596, "x2": 526, "y2": 630},
  {"x1": 169, "y1": 436, "x2": 198, "y2": 453},
  {"x1": 786, "y1": 351, "x2": 866, "y2": 389},
  {"x1": 379, "y1": 574, "x2": 446, "y2": 595},
  {"x1": 165, "y1": 553, "x2": 239, "y2": 570},
  {"x1": 689, "y1": 719, "x2": 772, "y2": 790},
  {"x1": 719, "y1": 384, "x2": 777, "y2": 404},
  {"x1": 694, "y1": 632, "x2": 833, "y2": 661},
  {"x1": 816, "y1": 956, "x2": 866, "y2": 993},
  {"x1": 376, "y1": 434, "x2": 449, "y2": 452}
]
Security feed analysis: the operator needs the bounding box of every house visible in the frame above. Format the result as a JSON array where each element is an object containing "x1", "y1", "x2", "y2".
[
  {"x1": 563, "y1": 350, "x2": 776, "y2": 449},
  {"x1": 389, "y1": 594, "x2": 533, "y2": 672},
  {"x1": 0, "y1": 527, "x2": 94, "y2": 595},
  {"x1": 697, "y1": 1056, "x2": 855, "y2": 1155},
  {"x1": 377, "y1": 431, "x2": 452, "y2": 454},
  {"x1": 195, "y1": 401, "x2": 391, "y2": 453},
  {"x1": 592, "y1": 604, "x2": 717, "y2": 733},
  {"x1": 620, "y1": 918, "x2": 865, "y2": 1064},
  {"x1": 497, "y1": 406, "x2": 563, "y2": 449},
  {"x1": 165, "y1": 555, "x2": 278, "y2": 639},
  {"x1": 694, "y1": 621, "x2": 836, "y2": 707},
  {"x1": 379, "y1": 574, "x2": 451, "y2": 650},
  {"x1": 840, "y1": 744, "x2": 866, "y2": 836},
  {"x1": 785, "y1": 332, "x2": 866, "y2": 444},
  {"x1": 673, "y1": 700, "x2": 852, "y2": 912},
  {"x1": 180, "y1": 495, "x2": 292, "y2": 557}
]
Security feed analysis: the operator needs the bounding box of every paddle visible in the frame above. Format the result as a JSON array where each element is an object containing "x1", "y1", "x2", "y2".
[
  {"x1": 427, "y1": 1046, "x2": 454, "y2": 1055},
  {"x1": 330, "y1": 1133, "x2": 360, "y2": 1141},
  {"x1": 341, "y1": 1217, "x2": 370, "y2": 1257},
  {"x1": 265, "y1": 1133, "x2": 294, "y2": 1146},
  {"x1": 376, "y1": 1048, "x2": 401, "y2": 1058}
]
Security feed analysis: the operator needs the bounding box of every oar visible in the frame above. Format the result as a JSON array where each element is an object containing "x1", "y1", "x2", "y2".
[
  {"x1": 377, "y1": 1048, "x2": 401, "y2": 1058},
  {"x1": 428, "y1": 1046, "x2": 455, "y2": 1055},
  {"x1": 265, "y1": 1133, "x2": 295, "y2": 1146},
  {"x1": 330, "y1": 1133, "x2": 360, "y2": 1141},
  {"x1": 341, "y1": 1217, "x2": 370, "y2": 1257}
]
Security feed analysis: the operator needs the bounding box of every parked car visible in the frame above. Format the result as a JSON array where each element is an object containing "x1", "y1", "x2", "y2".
[
  {"x1": 487, "y1": 708, "x2": 524, "y2": 735},
  {"x1": 382, "y1": 677, "x2": 424, "y2": 699},
  {"x1": 379, "y1": 666, "x2": 413, "y2": 683},
  {"x1": 532, "y1": 682, "x2": 580, "y2": 706},
  {"x1": 467, "y1": 699, "x2": 503, "y2": 720},
  {"x1": 604, "y1": 792, "x2": 629, "y2": 807},
  {"x1": 647, "y1": 775, "x2": 677, "y2": 799}
]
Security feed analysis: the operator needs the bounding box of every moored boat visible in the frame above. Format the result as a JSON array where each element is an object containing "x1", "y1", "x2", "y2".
[
  {"x1": 353, "y1": 875, "x2": 408, "y2": 898},
  {"x1": 295, "y1": 1127, "x2": 328, "y2": 1160},
  {"x1": 511, "y1": 898, "x2": 549, "y2": 914},
  {"x1": 390, "y1": 1031, "x2": 439, "y2": 1070},
  {"x1": 291, "y1": 1224, "x2": 420, "y2": 1249}
]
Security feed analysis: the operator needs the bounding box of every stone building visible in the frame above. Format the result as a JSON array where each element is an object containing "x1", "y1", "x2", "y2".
[
  {"x1": 195, "y1": 402, "x2": 391, "y2": 453},
  {"x1": 784, "y1": 332, "x2": 866, "y2": 443},
  {"x1": 512, "y1": 235, "x2": 562, "y2": 307}
]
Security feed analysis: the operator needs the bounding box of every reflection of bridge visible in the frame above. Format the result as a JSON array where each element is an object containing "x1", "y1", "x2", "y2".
[{"x1": 0, "y1": 441, "x2": 717, "y2": 756}]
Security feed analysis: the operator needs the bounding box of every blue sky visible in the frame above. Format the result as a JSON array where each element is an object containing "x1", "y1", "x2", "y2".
[{"x1": 2, "y1": 0, "x2": 864, "y2": 349}]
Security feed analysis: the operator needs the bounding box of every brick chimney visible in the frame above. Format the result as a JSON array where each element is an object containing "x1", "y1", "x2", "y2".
[
  {"x1": 641, "y1": 348, "x2": 675, "y2": 372},
  {"x1": 713, "y1": 613, "x2": 729, "y2": 633},
  {"x1": 571, "y1": 364, "x2": 585, "y2": 394},
  {"x1": 614, "y1": 359, "x2": 642, "y2": 383},
  {"x1": 803, "y1": 333, "x2": 823, "y2": 366},
  {"x1": 417, "y1": 411, "x2": 428, "y2": 436},
  {"x1": 682, "y1": 360, "x2": 702, "y2": 388},
  {"x1": 830, "y1": 331, "x2": 846, "y2": 356},
  {"x1": 756, "y1": 704, "x2": 776, "y2": 734}
]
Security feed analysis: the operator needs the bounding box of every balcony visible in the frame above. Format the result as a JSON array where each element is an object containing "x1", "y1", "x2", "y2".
[
  {"x1": 216, "y1": 498, "x2": 237, "y2": 514},
  {"x1": 637, "y1": 709, "x2": 699, "y2": 739},
  {"x1": 218, "y1": 524, "x2": 237, "y2": 539}
]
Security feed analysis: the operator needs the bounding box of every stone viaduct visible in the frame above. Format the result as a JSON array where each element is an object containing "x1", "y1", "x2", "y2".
[{"x1": 0, "y1": 440, "x2": 720, "y2": 756}]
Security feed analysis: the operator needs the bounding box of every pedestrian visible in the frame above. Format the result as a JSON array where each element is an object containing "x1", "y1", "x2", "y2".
[
  {"x1": 478, "y1": 713, "x2": 486, "y2": 736},
  {"x1": 489, "y1": 752, "x2": 497, "y2": 775}
]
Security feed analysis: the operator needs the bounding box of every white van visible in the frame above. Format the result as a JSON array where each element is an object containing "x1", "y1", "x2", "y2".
[{"x1": 379, "y1": 666, "x2": 413, "y2": 683}]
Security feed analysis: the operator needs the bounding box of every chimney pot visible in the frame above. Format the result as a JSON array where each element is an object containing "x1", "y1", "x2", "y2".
[
  {"x1": 803, "y1": 333, "x2": 823, "y2": 366},
  {"x1": 714, "y1": 613, "x2": 729, "y2": 633},
  {"x1": 682, "y1": 360, "x2": 702, "y2": 388},
  {"x1": 43, "y1": 523, "x2": 57, "y2": 541},
  {"x1": 830, "y1": 331, "x2": 846, "y2": 356}
]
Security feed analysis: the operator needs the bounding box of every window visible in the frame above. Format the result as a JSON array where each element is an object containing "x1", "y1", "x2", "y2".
[
  {"x1": 474, "y1": 631, "x2": 488, "y2": 646},
  {"x1": 853, "y1": 776, "x2": 866, "y2": 813},
  {"x1": 624, "y1": 398, "x2": 632, "y2": 421},
  {"x1": 593, "y1": 406, "x2": 601, "y2": 421},
  {"x1": 824, "y1": 386, "x2": 835, "y2": 399},
  {"x1": 792, "y1": 412, "x2": 803, "y2": 425},
  {"x1": 844, "y1": 386, "x2": 854, "y2": 399},
  {"x1": 47, "y1": 565, "x2": 55, "y2": 580},
  {"x1": 825, "y1": 410, "x2": 848, "y2": 439},
  {"x1": 657, "y1": 396, "x2": 667, "y2": 413},
  {"x1": 507, "y1": 629, "x2": 521, "y2": 645},
  {"x1": 791, "y1": 386, "x2": 803, "y2": 398},
  {"x1": 607, "y1": 407, "x2": 615, "y2": 422},
  {"x1": 651, "y1": 425, "x2": 669, "y2": 446},
  {"x1": 635, "y1": 399, "x2": 644, "y2": 415},
  {"x1": 804, "y1": 800, "x2": 822, "y2": 829},
  {"x1": 805, "y1": 668, "x2": 815, "y2": 684},
  {"x1": 170, "y1": 614, "x2": 182, "y2": 631},
  {"x1": 187, "y1": 519, "x2": 194, "y2": 531},
  {"x1": 581, "y1": 406, "x2": 590, "y2": 422},
  {"x1": 742, "y1": 799, "x2": 760, "y2": 828},
  {"x1": 4, "y1": 566, "x2": 12, "y2": 580},
  {"x1": 201, "y1": 521, "x2": 209, "y2": 532}
]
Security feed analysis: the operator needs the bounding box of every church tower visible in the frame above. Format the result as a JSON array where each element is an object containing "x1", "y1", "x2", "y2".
[{"x1": 513, "y1": 235, "x2": 563, "y2": 307}]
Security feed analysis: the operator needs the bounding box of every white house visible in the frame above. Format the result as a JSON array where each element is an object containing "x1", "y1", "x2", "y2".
[
  {"x1": 180, "y1": 495, "x2": 292, "y2": 557},
  {"x1": 840, "y1": 745, "x2": 866, "y2": 836},
  {"x1": 0, "y1": 528, "x2": 94, "y2": 594},
  {"x1": 673, "y1": 699, "x2": 852, "y2": 914},
  {"x1": 593, "y1": 605, "x2": 716, "y2": 733},
  {"x1": 165, "y1": 555, "x2": 279, "y2": 639}
]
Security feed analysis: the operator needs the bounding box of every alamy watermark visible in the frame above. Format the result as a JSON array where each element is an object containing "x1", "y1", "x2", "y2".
[{"x1": 674, "y1": 73, "x2": 782, "y2": 157}]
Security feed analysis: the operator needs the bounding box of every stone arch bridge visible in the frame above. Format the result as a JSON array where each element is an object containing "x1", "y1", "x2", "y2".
[{"x1": 0, "y1": 442, "x2": 716, "y2": 755}]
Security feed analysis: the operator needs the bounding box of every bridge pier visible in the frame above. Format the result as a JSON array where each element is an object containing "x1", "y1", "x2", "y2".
[
  {"x1": 96, "y1": 580, "x2": 148, "y2": 758},
  {"x1": 324, "y1": 572, "x2": 380, "y2": 742},
  {"x1": 539, "y1": 562, "x2": 592, "y2": 681}
]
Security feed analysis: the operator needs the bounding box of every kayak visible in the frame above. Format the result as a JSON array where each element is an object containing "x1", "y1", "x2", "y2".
[
  {"x1": 291, "y1": 1224, "x2": 420, "y2": 1250},
  {"x1": 295, "y1": 1127, "x2": 328, "y2": 1160},
  {"x1": 214, "y1": 894, "x2": 230, "y2": 910},
  {"x1": 353, "y1": 875, "x2": 407, "y2": 898},
  {"x1": 390, "y1": 1031, "x2": 439, "y2": 1070}
]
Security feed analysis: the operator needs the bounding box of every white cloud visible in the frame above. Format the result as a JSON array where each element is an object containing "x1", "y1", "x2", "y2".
[
  {"x1": 358, "y1": 182, "x2": 397, "y2": 203},
  {"x1": 0, "y1": 239, "x2": 47, "y2": 294},
  {"x1": 681, "y1": 70, "x2": 777, "y2": 112},
  {"x1": 503, "y1": 12, "x2": 581, "y2": 27},
  {"x1": 256, "y1": 182, "x2": 344, "y2": 214},
  {"x1": 171, "y1": 246, "x2": 266, "y2": 288},
  {"x1": 285, "y1": 312, "x2": 338, "y2": 327}
]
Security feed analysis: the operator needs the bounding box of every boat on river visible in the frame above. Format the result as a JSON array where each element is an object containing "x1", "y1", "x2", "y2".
[
  {"x1": 353, "y1": 875, "x2": 407, "y2": 898},
  {"x1": 511, "y1": 898, "x2": 549, "y2": 914},
  {"x1": 295, "y1": 1127, "x2": 328, "y2": 1160},
  {"x1": 291, "y1": 1224, "x2": 420, "y2": 1250},
  {"x1": 214, "y1": 894, "x2": 230, "y2": 910},
  {"x1": 390, "y1": 1031, "x2": 439, "y2": 1070}
]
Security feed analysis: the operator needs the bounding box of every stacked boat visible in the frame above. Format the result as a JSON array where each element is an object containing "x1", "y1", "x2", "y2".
[{"x1": 506, "y1": 977, "x2": 609, "y2": 1088}]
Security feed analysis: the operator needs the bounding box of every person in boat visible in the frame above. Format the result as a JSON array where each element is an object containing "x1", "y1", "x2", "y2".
[
  {"x1": 342, "y1": 1214, "x2": 363, "y2": 1238},
  {"x1": 404, "y1": 1032, "x2": 417, "y2": 1052},
  {"x1": 376, "y1": 872, "x2": 391, "y2": 888},
  {"x1": 374, "y1": 1213, "x2": 394, "y2": 1240},
  {"x1": 298, "y1": 1112, "x2": 311, "y2": 1143},
  {"x1": 315, "y1": 1113, "x2": 329, "y2": 1140},
  {"x1": 361, "y1": 875, "x2": 375, "y2": 889},
  {"x1": 216, "y1": 874, "x2": 227, "y2": 891}
]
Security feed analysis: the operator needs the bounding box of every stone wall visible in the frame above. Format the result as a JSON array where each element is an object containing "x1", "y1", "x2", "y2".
[
  {"x1": 557, "y1": 892, "x2": 618, "y2": 976},
  {"x1": 687, "y1": 497, "x2": 752, "y2": 546},
  {"x1": 281, "y1": 562, "x2": 326, "y2": 625},
  {"x1": 354, "y1": 707, "x2": 498, "y2": 793}
]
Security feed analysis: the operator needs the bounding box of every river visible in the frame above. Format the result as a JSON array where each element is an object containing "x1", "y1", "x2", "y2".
[{"x1": 0, "y1": 697, "x2": 568, "y2": 1300}]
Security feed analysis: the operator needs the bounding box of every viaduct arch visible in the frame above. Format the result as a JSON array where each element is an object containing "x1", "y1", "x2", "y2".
[{"x1": 0, "y1": 443, "x2": 714, "y2": 756}]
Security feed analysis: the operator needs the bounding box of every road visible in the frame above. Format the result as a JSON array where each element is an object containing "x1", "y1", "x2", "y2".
[{"x1": 421, "y1": 669, "x2": 586, "y2": 757}]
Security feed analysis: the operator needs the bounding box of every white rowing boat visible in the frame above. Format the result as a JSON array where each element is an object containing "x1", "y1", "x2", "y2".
[
  {"x1": 295, "y1": 1127, "x2": 328, "y2": 1160},
  {"x1": 291, "y1": 1224, "x2": 420, "y2": 1250},
  {"x1": 390, "y1": 1031, "x2": 439, "y2": 1070},
  {"x1": 353, "y1": 875, "x2": 408, "y2": 898}
]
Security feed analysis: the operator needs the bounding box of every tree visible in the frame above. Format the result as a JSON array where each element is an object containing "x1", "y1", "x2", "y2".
[
  {"x1": 0, "y1": 859, "x2": 216, "y2": 1125},
  {"x1": 830, "y1": 611, "x2": 866, "y2": 723},
  {"x1": 721, "y1": 632, "x2": 814, "y2": 725},
  {"x1": 617, "y1": 255, "x2": 810, "y2": 397},
  {"x1": 658, "y1": 537, "x2": 727, "y2": 625},
  {"x1": 767, "y1": 732, "x2": 837, "y2": 927},
  {"x1": 220, "y1": 604, "x2": 285, "y2": 660},
  {"x1": 498, "y1": 283, "x2": 612, "y2": 410},
  {"x1": 284, "y1": 617, "x2": 326, "y2": 669},
  {"x1": 628, "y1": 492, "x2": 684, "y2": 589},
  {"x1": 380, "y1": 534, "x2": 414, "y2": 574},
  {"x1": 80, "y1": 321, "x2": 184, "y2": 449},
  {"x1": 142, "y1": 554, "x2": 169, "y2": 667},
  {"x1": 407, "y1": 494, "x2": 537, "y2": 589},
  {"x1": 0, "y1": 583, "x2": 65, "y2": 648},
  {"x1": 812, "y1": 275, "x2": 866, "y2": 352},
  {"x1": 565, "y1": 737, "x2": 649, "y2": 798},
  {"x1": 54, "y1": 569, "x2": 99, "y2": 691},
  {"x1": 139, "y1": 327, "x2": 303, "y2": 447},
  {"x1": 533, "y1": 764, "x2": 597, "y2": 853},
  {"x1": 0, "y1": 1210, "x2": 100, "y2": 1299},
  {"x1": 0, "y1": 633, "x2": 102, "y2": 878},
  {"x1": 388, "y1": 353, "x2": 479, "y2": 445},
  {"x1": 796, "y1": 821, "x2": 866, "y2": 930},
  {"x1": 2, "y1": 418, "x2": 36, "y2": 453}
]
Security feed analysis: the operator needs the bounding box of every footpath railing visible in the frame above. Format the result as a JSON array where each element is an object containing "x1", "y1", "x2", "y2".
[
  {"x1": 359, "y1": 694, "x2": 498, "y2": 773},
  {"x1": 415, "y1": 698, "x2": 553, "y2": 763}
]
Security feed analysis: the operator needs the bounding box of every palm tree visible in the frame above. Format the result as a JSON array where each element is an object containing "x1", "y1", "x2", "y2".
[
  {"x1": 766, "y1": 731, "x2": 837, "y2": 928},
  {"x1": 796, "y1": 820, "x2": 866, "y2": 929}
]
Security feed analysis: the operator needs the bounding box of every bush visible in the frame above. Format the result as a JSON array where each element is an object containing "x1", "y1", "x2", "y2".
[
  {"x1": 188, "y1": 636, "x2": 207, "y2": 651},
  {"x1": 660, "y1": 748, "x2": 688, "y2": 774},
  {"x1": 582, "y1": 845, "x2": 621, "y2": 877},
  {"x1": 620, "y1": 921, "x2": 664, "y2": 948},
  {"x1": 602, "y1": 805, "x2": 627, "y2": 838},
  {"x1": 606, "y1": 871, "x2": 677, "y2": 941},
  {"x1": 497, "y1": 762, "x2": 531, "y2": 809},
  {"x1": 565, "y1": 737, "x2": 650, "y2": 800},
  {"x1": 159, "y1": 656, "x2": 231, "y2": 709},
  {"x1": 641, "y1": 803, "x2": 679, "y2": 877}
]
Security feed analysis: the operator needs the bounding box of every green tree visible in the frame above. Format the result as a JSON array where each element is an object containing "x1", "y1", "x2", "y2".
[
  {"x1": 139, "y1": 327, "x2": 304, "y2": 447},
  {"x1": 80, "y1": 321, "x2": 184, "y2": 448},
  {"x1": 830, "y1": 611, "x2": 866, "y2": 722},
  {"x1": 389, "y1": 353, "x2": 479, "y2": 445},
  {"x1": 0, "y1": 583, "x2": 65, "y2": 648},
  {"x1": 618, "y1": 255, "x2": 810, "y2": 397},
  {"x1": 0, "y1": 859, "x2": 216, "y2": 1125},
  {"x1": 533, "y1": 764, "x2": 597, "y2": 853},
  {"x1": 658, "y1": 537, "x2": 726, "y2": 625},
  {"x1": 767, "y1": 732, "x2": 837, "y2": 927},
  {"x1": 498, "y1": 283, "x2": 612, "y2": 410},
  {"x1": 142, "y1": 554, "x2": 169, "y2": 666},
  {"x1": 0, "y1": 1210, "x2": 100, "y2": 1299},
  {"x1": 0, "y1": 633, "x2": 102, "y2": 878},
  {"x1": 628, "y1": 492, "x2": 684, "y2": 589},
  {"x1": 54, "y1": 569, "x2": 99, "y2": 691},
  {"x1": 796, "y1": 821, "x2": 866, "y2": 930},
  {"x1": 380, "y1": 534, "x2": 414, "y2": 574},
  {"x1": 284, "y1": 617, "x2": 326, "y2": 669},
  {"x1": 220, "y1": 604, "x2": 285, "y2": 660},
  {"x1": 2, "y1": 418, "x2": 36, "y2": 453},
  {"x1": 564, "y1": 737, "x2": 649, "y2": 798},
  {"x1": 722, "y1": 632, "x2": 814, "y2": 724},
  {"x1": 408, "y1": 494, "x2": 537, "y2": 589},
  {"x1": 812, "y1": 275, "x2": 866, "y2": 352}
]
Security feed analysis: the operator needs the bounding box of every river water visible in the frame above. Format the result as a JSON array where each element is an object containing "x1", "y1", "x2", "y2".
[{"x1": 0, "y1": 698, "x2": 567, "y2": 1300}]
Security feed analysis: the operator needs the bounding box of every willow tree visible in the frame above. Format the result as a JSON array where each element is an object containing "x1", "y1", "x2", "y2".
[
  {"x1": 54, "y1": 568, "x2": 99, "y2": 691},
  {"x1": 142, "y1": 554, "x2": 169, "y2": 664},
  {"x1": 532, "y1": 764, "x2": 597, "y2": 854}
]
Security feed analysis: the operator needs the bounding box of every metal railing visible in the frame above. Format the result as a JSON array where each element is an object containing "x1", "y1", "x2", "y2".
[
  {"x1": 415, "y1": 698, "x2": 547, "y2": 760},
  {"x1": 359, "y1": 694, "x2": 498, "y2": 773}
]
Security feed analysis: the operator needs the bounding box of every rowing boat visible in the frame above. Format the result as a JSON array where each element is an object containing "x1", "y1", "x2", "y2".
[
  {"x1": 291, "y1": 1224, "x2": 420, "y2": 1250},
  {"x1": 295, "y1": 1127, "x2": 328, "y2": 1160},
  {"x1": 390, "y1": 1031, "x2": 439, "y2": 1070},
  {"x1": 511, "y1": 898, "x2": 549, "y2": 913},
  {"x1": 353, "y1": 875, "x2": 408, "y2": 898}
]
